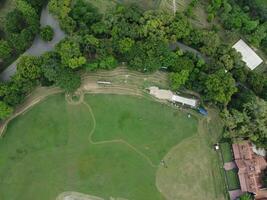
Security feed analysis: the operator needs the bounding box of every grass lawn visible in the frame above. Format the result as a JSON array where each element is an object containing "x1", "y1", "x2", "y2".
[
  {"x1": 225, "y1": 169, "x2": 240, "y2": 190},
  {"x1": 156, "y1": 109, "x2": 227, "y2": 200},
  {"x1": 0, "y1": 94, "x2": 202, "y2": 200},
  {"x1": 220, "y1": 142, "x2": 234, "y2": 163}
]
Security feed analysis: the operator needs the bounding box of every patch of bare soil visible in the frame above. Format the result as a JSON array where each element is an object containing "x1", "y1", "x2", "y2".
[{"x1": 56, "y1": 192, "x2": 128, "y2": 200}]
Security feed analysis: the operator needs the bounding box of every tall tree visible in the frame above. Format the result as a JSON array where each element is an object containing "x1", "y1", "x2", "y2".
[
  {"x1": 205, "y1": 70, "x2": 237, "y2": 105},
  {"x1": 0, "y1": 101, "x2": 13, "y2": 120}
]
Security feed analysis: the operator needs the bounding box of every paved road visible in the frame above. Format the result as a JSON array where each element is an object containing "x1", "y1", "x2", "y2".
[
  {"x1": 170, "y1": 42, "x2": 209, "y2": 62},
  {"x1": 0, "y1": 5, "x2": 65, "y2": 81}
]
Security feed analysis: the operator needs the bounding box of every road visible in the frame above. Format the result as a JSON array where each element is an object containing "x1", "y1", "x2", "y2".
[
  {"x1": 170, "y1": 42, "x2": 209, "y2": 62},
  {"x1": 0, "y1": 5, "x2": 65, "y2": 81}
]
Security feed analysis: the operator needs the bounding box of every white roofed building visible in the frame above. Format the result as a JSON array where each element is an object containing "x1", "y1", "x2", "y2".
[
  {"x1": 171, "y1": 95, "x2": 197, "y2": 107},
  {"x1": 233, "y1": 39, "x2": 263, "y2": 70}
]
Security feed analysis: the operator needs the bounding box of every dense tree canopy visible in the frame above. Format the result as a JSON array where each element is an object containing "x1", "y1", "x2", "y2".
[
  {"x1": 223, "y1": 98, "x2": 267, "y2": 148},
  {"x1": 205, "y1": 70, "x2": 237, "y2": 105},
  {"x1": 56, "y1": 38, "x2": 86, "y2": 69}
]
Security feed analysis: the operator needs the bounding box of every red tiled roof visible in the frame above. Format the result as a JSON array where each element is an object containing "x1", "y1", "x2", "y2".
[{"x1": 232, "y1": 141, "x2": 267, "y2": 194}]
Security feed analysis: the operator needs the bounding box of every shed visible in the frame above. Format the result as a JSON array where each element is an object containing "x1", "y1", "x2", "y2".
[
  {"x1": 232, "y1": 39, "x2": 263, "y2": 70},
  {"x1": 171, "y1": 95, "x2": 197, "y2": 108}
]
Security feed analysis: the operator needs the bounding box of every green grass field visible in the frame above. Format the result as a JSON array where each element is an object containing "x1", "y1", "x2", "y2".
[
  {"x1": 220, "y1": 142, "x2": 233, "y2": 163},
  {"x1": 225, "y1": 169, "x2": 240, "y2": 190},
  {"x1": 0, "y1": 95, "x2": 227, "y2": 200}
]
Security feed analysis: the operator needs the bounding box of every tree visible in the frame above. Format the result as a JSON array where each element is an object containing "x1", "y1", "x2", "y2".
[
  {"x1": 82, "y1": 34, "x2": 99, "y2": 57},
  {"x1": 168, "y1": 55, "x2": 195, "y2": 73},
  {"x1": 223, "y1": 98, "x2": 267, "y2": 148},
  {"x1": 17, "y1": 55, "x2": 42, "y2": 80},
  {"x1": 40, "y1": 26, "x2": 54, "y2": 41},
  {"x1": 0, "y1": 40, "x2": 12, "y2": 59},
  {"x1": 56, "y1": 38, "x2": 86, "y2": 69},
  {"x1": 5, "y1": 9, "x2": 26, "y2": 34},
  {"x1": 169, "y1": 70, "x2": 190, "y2": 90},
  {"x1": 205, "y1": 70, "x2": 237, "y2": 105},
  {"x1": 56, "y1": 69, "x2": 81, "y2": 93},
  {"x1": 70, "y1": 0, "x2": 101, "y2": 31},
  {"x1": 118, "y1": 37, "x2": 135, "y2": 53},
  {"x1": 239, "y1": 193, "x2": 252, "y2": 200},
  {"x1": 0, "y1": 101, "x2": 13, "y2": 120},
  {"x1": 200, "y1": 31, "x2": 220, "y2": 56},
  {"x1": 247, "y1": 71, "x2": 266, "y2": 95},
  {"x1": 169, "y1": 14, "x2": 191, "y2": 40}
]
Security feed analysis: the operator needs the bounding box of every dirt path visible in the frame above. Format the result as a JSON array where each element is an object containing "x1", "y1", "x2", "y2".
[
  {"x1": 81, "y1": 99, "x2": 158, "y2": 168},
  {"x1": 173, "y1": 0, "x2": 176, "y2": 13}
]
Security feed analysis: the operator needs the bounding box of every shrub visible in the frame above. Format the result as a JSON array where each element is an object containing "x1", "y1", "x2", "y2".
[{"x1": 40, "y1": 26, "x2": 54, "y2": 41}]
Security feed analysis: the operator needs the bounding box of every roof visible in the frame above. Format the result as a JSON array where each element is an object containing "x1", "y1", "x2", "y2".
[
  {"x1": 171, "y1": 95, "x2": 197, "y2": 107},
  {"x1": 233, "y1": 39, "x2": 263, "y2": 70},
  {"x1": 232, "y1": 141, "x2": 267, "y2": 194}
]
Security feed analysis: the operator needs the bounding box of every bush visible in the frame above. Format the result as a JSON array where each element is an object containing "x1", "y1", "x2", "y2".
[{"x1": 40, "y1": 26, "x2": 54, "y2": 41}]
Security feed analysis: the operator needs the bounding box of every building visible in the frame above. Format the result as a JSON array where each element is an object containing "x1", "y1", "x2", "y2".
[
  {"x1": 149, "y1": 86, "x2": 198, "y2": 108},
  {"x1": 232, "y1": 141, "x2": 267, "y2": 194},
  {"x1": 233, "y1": 39, "x2": 263, "y2": 70}
]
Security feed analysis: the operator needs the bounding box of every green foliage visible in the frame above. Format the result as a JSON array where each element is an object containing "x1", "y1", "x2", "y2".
[
  {"x1": 247, "y1": 71, "x2": 266, "y2": 95},
  {"x1": 168, "y1": 55, "x2": 195, "y2": 73},
  {"x1": 246, "y1": 22, "x2": 267, "y2": 47},
  {"x1": 199, "y1": 31, "x2": 220, "y2": 56},
  {"x1": 86, "y1": 55, "x2": 118, "y2": 71},
  {"x1": 48, "y1": 0, "x2": 73, "y2": 32},
  {"x1": 56, "y1": 38, "x2": 86, "y2": 69},
  {"x1": 169, "y1": 70, "x2": 190, "y2": 90},
  {"x1": 0, "y1": 40, "x2": 12, "y2": 59},
  {"x1": 169, "y1": 14, "x2": 191, "y2": 40},
  {"x1": 0, "y1": 101, "x2": 13, "y2": 120},
  {"x1": 118, "y1": 37, "x2": 135, "y2": 53},
  {"x1": 82, "y1": 34, "x2": 99, "y2": 57},
  {"x1": 17, "y1": 55, "x2": 42, "y2": 80},
  {"x1": 127, "y1": 38, "x2": 169, "y2": 72},
  {"x1": 40, "y1": 26, "x2": 54, "y2": 41},
  {"x1": 223, "y1": 98, "x2": 267, "y2": 148},
  {"x1": 205, "y1": 70, "x2": 237, "y2": 105},
  {"x1": 70, "y1": 0, "x2": 102, "y2": 31},
  {"x1": 56, "y1": 69, "x2": 81, "y2": 93},
  {"x1": 4, "y1": 0, "x2": 39, "y2": 54}
]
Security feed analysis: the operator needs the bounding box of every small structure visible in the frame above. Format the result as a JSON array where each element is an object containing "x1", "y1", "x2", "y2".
[
  {"x1": 214, "y1": 143, "x2": 220, "y2": 151},
  {"x1": 97, "y1": 81, "x2": 112, "y2": 85},
  {"x1": 232, "y1": 141, "x2": 267, "y2": 194},
  {"x1": 233, "y1": 39, "x2": 263, "y2": 70},
  {"x1": 171, "y1": 95, "x2": 197, "y2": 108},
  {"x1": 198, "y1": 107, "x2": 208, "y2": 116},
  {"x1": 149, "y1": 86, "x2": 198, "y2": 108}
]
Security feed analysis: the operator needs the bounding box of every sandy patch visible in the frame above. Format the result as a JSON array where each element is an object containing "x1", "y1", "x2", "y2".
[{"x1": 56, "y1": 192, "x2": 128, "y2": 200}]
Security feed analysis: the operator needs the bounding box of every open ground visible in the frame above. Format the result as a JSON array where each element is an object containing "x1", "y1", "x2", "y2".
[{"x1": 0, "y1": 68, "x2": 226, "y2": 200}]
